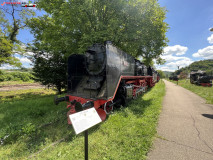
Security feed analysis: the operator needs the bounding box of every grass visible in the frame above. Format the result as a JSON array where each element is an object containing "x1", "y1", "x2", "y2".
[
  {"x1": 0, "y1": 89, "x2": 68, "y2": 159},
  {"x1": 0, "y1": 81, "x2": 35, "y2": 87},
  {"x1": 0, "y1": 88, "x2": 56, "y2": 103},
  {"x1": 169, "y1": 79, "x2": 213, "y2": 104},
  {"x1": 0, "y1": 80, "x2": 165, "y2": 160}
]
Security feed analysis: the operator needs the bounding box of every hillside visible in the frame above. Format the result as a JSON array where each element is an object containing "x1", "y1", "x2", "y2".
[
  {"x1": 163, "y1": 71, "x2": 173, "y2": 78},
  {"x1": 175, "y1": 59, "x2": 213, "y2": 75}
]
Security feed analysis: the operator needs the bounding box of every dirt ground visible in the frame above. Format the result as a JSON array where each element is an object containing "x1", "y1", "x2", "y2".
[{"x1": 0, "y1": 83, "x2": 45, "y2": 91}]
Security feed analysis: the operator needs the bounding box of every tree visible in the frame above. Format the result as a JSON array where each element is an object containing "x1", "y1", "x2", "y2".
[
  {"x1": 174, "y1": 60, "x2": 213, "y2": 76},
  {"x1": 0, "y1": 34, "x2": 21, "y2": 67},
  {"x1": 31, "y1": 48, "x2": 67, "y2": 94},
  {"x1": 0, "y1": 2, "x2": 35, "y2": 67},
  {"x1": 157, "y1": 70, "x2": 165, "y2": 78},
  {"x1": 179, "y1": 71, "x2": 188, "y2": 79},
  {"x1": 28, "y1": 0, "x2": 168, "y2": 92},
  {"x1": 0, "y1": 9, "x2": 21, "y2": 67}
]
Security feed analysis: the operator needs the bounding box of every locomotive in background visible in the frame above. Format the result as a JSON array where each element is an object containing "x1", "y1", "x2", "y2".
[
  {"x1": 55, "y1": 41, "x2": 160, "y2": 124},
  {"x1": 169, "y1": 75, "x2": 179, "y2": 81},
  {"x1": 190, "y1": 70, "x2": 212, "y2": 87}
]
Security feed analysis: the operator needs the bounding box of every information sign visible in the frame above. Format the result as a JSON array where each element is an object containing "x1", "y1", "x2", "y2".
[{"x1": 69, "y1": 107, "x2": 102, "y2": 134}]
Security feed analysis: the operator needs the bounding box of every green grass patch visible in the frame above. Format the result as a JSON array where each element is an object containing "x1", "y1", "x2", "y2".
[
  {"x1": 0, "y1": 88, "x2": 56, "y2": 103},
  {"x1": 169, "y1": 79, "x2": 213, "y2": 104},
  {"x1": 0, "y1": 81, "x2": 165, "y2": 159},
  {"x1": 0, "y1": 91, "x2": 68, "y2": 159},
  {"x1": 0, "y1": 81, "x2": 35, "y2": 87}
]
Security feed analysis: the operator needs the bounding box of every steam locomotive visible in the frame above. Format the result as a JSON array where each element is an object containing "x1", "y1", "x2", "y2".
[
  {"x1": 190, "y1": 70, "x2": 212, "y2": 87},
  {"x1": 169, "y1": 75, "x2": 179, "y2": 81},
  {"x1": 55, "y1": 41, "x2": 160, "y2": 124}
]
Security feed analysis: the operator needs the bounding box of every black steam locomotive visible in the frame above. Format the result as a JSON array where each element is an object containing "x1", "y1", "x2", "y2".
[
  {"x1": 169, "y1": 75, "x2": 179, "y2": 81},
  {"x1": 190, "y1": 70, "x2": 212, "y2": 86},
  {"x1": 55, "y1": 41, "x2": 159, "y2": 123}
]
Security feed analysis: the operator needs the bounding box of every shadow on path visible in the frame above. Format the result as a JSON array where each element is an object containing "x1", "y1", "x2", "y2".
[{"x1": 202, "y1": 114, "x2": 213, "y2": 119}]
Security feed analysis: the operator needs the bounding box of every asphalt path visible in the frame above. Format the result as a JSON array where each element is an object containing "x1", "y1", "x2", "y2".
[{"x1": 148, "y1": 80, "x2": 213, "y2": 160}]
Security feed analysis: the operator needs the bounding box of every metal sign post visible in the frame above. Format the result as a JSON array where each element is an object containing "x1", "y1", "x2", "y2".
[
  {"x1": 177, "y1": 66, "x2": 180, "y2": 85},
  {"x1": 85, "y1": 130, "x2": 88, "y2": 160},
  {"x1": 69, "y1": 107, "x2": 102, "y2": 160}
]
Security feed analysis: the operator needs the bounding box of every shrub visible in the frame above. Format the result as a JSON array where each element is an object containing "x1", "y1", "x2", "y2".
[{"x1": 0, "y1": 71, "x2": 34, "y2": 82}]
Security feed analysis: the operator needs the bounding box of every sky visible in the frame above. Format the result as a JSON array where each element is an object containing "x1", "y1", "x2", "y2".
[
  {"x1": 1, "y1": 0, "x2": 213, "y2": 71},
  {"x1": 156, "y1": 0, "x2": 213, "y2": 71}
]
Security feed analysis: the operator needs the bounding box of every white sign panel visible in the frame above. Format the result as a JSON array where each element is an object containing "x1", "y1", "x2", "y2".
[{"x1": 69, "y1": 107, "x2": 102, "y2": 134}]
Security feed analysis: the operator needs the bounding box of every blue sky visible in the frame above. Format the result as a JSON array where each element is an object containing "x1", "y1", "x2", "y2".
[
  {"x1": 0, "y1": 0, "x2": 41, "y2": 69},
  {"x1": 156, "y1": 0, "x2": 213, "y2": 71},
  {"x1": 1, "y1": 0, "x2": 213, "y2": 71}
]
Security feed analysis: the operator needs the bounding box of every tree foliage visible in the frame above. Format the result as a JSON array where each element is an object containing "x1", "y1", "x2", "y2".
[
  {"x1": 179, "y1": 71, "x2": 188, "y2": 79},
  {"x1": 0, "y1": 33, "x2": 21, "y2": 67},
  {"x1": 157, "y1": 70, "x2": 165, "y2": 78},
  {"x1": 0, "y1": 2, "x2": 35, "y2": 67},
  {"x1": 0, "y1": 70, "x2": 33, "y2": 82},
  {"x1": 28, "y1": 0, "x2": 168, "y2": 92},
  {"x1": 32, "y1": 50, "x2": 67, "y2": 94},
  {"x1": 0, "y1": 10, "x2": 21, "y2": 67},
  {"x1": 175, "y1": 60, "x2": 213, "y2": 76}
]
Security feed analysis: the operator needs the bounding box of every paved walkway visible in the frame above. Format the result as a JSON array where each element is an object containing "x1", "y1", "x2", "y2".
[{"x1": 148, "y1": 80, "x2": 213, "y2": 160}]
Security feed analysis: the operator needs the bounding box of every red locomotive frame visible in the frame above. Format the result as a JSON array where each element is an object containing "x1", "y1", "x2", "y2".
[{"x1": 65, "y1": 75, "x2": 158, "y2": 124}]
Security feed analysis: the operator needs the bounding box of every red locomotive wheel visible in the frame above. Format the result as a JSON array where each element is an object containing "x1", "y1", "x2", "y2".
[{"x1": 104, "y1": 101, "x2": 113, "y2": 115}]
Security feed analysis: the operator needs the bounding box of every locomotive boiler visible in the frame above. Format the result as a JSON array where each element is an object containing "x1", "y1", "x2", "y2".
[{"x1": 55, "y1": 41, "x2": 159, "y2": 124}]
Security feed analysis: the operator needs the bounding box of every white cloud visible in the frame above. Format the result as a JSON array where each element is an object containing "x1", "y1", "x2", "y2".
[
  {"x1": 19, "y1": 57, "x2": 31, "y2": 63},
  {"x1": 155, "y1": 66, "x2": 175, "y2": 72},
  {"x1": 15, "y1": 55, "x2": 32, "y2": 64},
  {"x1": 207, "y1": 34, "x2": 213, "y2": 44},
  {"x1": 192, "y1": 46, "x2": 213, "y2": 59},
  {"x1": 0, "y1": 54, "x2": 32, "y2": 69},
  {"x1": 0, "y1": 65, "x2": 15, "y2": 70},
  {"x1": 155, "y1": 44, "x2": 193, "y2": 72},
  {"x1": 26, "y1": 51, "x2": 34, "y2": 56},
  {"x1": 156, "y1": 58, "x2": 193, "y2": 72},
  {"x1": 161, "y1": 55, "x2": 191, "y2": 63},
  {"x1": 163, "y1": 45, "x2": 188, "y2": 56},
  {"x1": 166, "y1": 59, "x2": 193, "y2": 68}
]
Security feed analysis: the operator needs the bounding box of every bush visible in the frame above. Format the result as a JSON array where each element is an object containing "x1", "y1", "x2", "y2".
[
  {"x1": 0, "y1": 71, "x2": 34, "y2": 82},
  {"x1": 0, "y1": 69, "x2": 4, "y2": 74}
]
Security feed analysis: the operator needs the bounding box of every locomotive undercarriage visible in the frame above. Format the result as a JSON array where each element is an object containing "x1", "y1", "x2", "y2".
[{"x1": 55, "y1": 76, "x2": 154, "y2": 124}]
